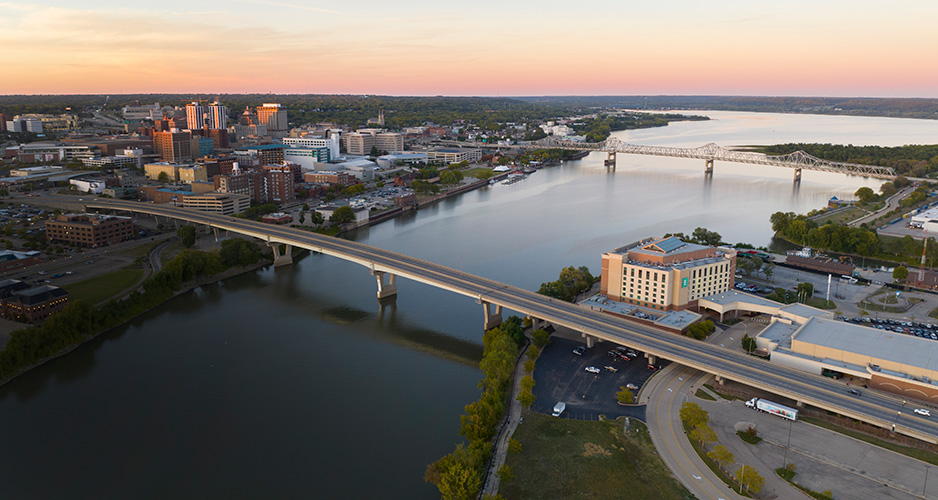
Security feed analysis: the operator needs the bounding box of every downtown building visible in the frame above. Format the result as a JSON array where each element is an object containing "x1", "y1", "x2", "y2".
[
  {"x1": 45, "y1": 213, "x2": 135, "y2": 248},
  {"x1": 600, "y1": 236, "x2": 736, "y2": 312},
  {"x1": 256, "y1": 103, "x2": 288, "y2": 137}
]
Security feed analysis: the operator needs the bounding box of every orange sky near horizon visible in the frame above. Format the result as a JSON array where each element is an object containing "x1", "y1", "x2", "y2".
[{"x1": 2, "y1": 1, "x2": 937, "y2": 97}]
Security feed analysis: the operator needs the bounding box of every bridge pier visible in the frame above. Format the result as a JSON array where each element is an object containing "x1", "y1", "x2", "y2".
[
  {"x1": 604, "y1": 152, "x2": 616, "y2": 170},
  {"x1": 705, "y1": 159, "x2": 714, "y2": 175},
  {"x1": 482, "y1": 301, "x2": 502, "y2": 330},
  {"x1": 713, "y1": 375, "x2": 725, "y2": 385},
  {"x1": 529, "y1": 317, "x2": 549, "y2": 331},
  {"x1": 793, "y1": 167, "x2": 802, "y2": 182},
  {"x1": 581, "y1": 333, "x2": 596, "y2": 348},
  {"x1": 373, "y1": 271, "x2": 398, "y2": 299},
  {"x1": 645, "y1": 352, "x2": 656, "y2": 365},
  {"x1": 268, "y1": 243, "x2": 293, "y2": 267}
]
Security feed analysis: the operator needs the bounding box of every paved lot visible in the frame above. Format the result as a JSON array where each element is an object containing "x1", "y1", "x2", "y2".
[
  {"x1": 700, "y1": 392, "x2": 938, "y2": 500},
  {"x1": 531, "y1": 335, "x2": 651, "y2": 421}
]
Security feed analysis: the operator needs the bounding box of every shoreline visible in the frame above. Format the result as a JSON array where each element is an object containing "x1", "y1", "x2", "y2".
[{"x1": 0, "y1": 257, "x2": 272, "y2": 390}]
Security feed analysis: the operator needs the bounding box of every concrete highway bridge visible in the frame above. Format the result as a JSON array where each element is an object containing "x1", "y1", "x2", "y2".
[
  {"x1": 87, "y1": 198, "x2": 933, "y2": 442},
  {"x1": 443, "y1": 137, "x2": 897, "y2": 181}
]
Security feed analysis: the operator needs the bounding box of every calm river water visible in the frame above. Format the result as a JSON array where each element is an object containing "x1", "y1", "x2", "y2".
[{"x1": 2, "y1": 111, "x2": 938, "y2": 499}]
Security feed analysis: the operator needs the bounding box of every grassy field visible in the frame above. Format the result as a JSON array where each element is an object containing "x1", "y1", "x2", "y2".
[
  {"x1": 695, "y1": 389, "x2": 716, "y2": 401},
  {"x1": 65, "y1": 268, "x2": 145, "y2": 304},
  {"x1": 811, "y1": 206, "x2": 867, "y2": 225},
  {"x1": 464, "y1": 167, "x2": 494, "y2": 180},
  {"x1": 501, "y1": 412, "x2": 692, "y2": 500}
]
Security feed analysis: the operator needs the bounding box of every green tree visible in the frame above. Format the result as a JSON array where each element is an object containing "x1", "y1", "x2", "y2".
[
  {"x1": 855, "y1": 186, "x2": 877, "y2": 203},
  {"x1": 796, "y1": 282, "x2": 814, "y2": 300},
  {"x1": 310, "y1": 210, "x2": 324, "y2": 225},
  {"x1": 762, "y1": 261, "x2": 775, "y2": 280},
  {"x1": 679, "y1": 401, "x2": 709, "y2": 429},
  {"x1": 707, "y1": 445, "x2": 735, "y2": 472},
  {"x1": 894, "y1": 265, "x2": 909, "y2": 281},
  {"x1": 177, "y1": 225, "x2": 196, "y2": 248},
  {"x1": 689, "y1": 423, "x2": 718, "y2": 447},
  {"x1": 741, "y1": 334, "x2": 757, "y2": 354},
  {"x1": 497, "y1": 464, "x2": 514, "y2": 482},
  {"x1": 438, "y1": 461, "x2": 482, "y2": 500},
  {"x1": 770, "y1": 211, "x2": 795, "y2": 233},
  {"x1": 517, "y1": 387, "x2": 535, "y2": 408},
  {"x1": 616, "y1": 386, "x2": 635, "y2": 404},
  {"x1": 330, "y1": 206, "x2": 356, "y2": 224},
  {"x1": 691, "y1": 227, "x2": 722, "y2": 246},
  {"x1": 537, "y1": 266, "x2": 597, "y2": 302},
  {"x1": 507, "y1": 438, "x2": 522, "y2": 454},
  {"x1": 735, "y1": 465, "x2": 765, "y2": 494},
  {"x1": 157, "y1": 171, "x2": 170, "y2": 182},
  {"x1": 298, "y1": 212, "x2": 306, "y2": 225},
  {"x1": 531, "y1": 329, "x2": 550, "y2": 348},
  {"x1": 523, "y1": 358, "x2": 535, "y2": 373}
]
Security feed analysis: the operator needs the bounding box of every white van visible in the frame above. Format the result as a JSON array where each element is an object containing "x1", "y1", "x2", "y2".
[{"x1": 551, "y1": 402, "x2": 566, "y2": 417}]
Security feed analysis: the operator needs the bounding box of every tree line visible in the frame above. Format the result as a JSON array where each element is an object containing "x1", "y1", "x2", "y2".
[
  {"x1": 759, "y1": 143, "x2": 938, "y2": 178},
  {"x1": 0, "y1": 239, "x2": 266, "y2": 382},
  {"x1": 424, "y1": 318, "x2": 525, "y2": 500},
  {"x1": 537, "y1": 266, "x2": 598, "y2": 302}
]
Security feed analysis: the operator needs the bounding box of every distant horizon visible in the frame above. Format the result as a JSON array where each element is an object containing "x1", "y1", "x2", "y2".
[
  {"x1": 2, "y1": 93, "x2": 938, "y2": 100},
  {"x1": 3, "y1": 1, "x2": 937, "y2": 97}
]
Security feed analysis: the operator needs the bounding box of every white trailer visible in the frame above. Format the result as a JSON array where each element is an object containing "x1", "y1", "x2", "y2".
[{"x1": 745, "y1": 397, "x2": 798, "y2": 421}]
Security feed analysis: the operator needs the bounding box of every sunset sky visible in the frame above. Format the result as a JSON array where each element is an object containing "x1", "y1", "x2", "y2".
[{"x1": 2, "y1": 0, "x2": 937, "y2": 97}]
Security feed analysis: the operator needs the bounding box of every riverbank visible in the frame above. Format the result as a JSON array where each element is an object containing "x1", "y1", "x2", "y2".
[{"x1": 0, "y1": 248, "x2": 272, "y2": 389}]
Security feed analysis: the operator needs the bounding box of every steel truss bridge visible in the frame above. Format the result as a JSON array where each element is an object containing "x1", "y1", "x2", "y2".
[{"x1": 464, "y1": 137, "x2": 897, "y2": 180}]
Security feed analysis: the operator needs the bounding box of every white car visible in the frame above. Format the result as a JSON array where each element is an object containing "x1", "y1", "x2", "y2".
[
  {"x1": 915, "y1": 408, "x2": 931, "y2": 417},
  {"x1": 585, "y1": 366, "x2": 601, "y2": 374}
]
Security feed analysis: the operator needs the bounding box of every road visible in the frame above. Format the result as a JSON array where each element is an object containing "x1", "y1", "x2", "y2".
[
  {"x1": 850, "y1": 185, "x2": 916, "y2": 227},
  {"x1": 54, "y1": 195, "x2": 938, "y2": 443},
  {"x1": 643, "y1": 364, "x2": 744, "y2": 500}
]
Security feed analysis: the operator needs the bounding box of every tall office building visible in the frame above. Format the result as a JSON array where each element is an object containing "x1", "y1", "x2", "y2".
[
  {"x1": 185, "y1": 102, "x2": 206, "y2": 130},
  {"x1": 256, "y1": 103, "x2": 288, "y2": 137},
  {"x1": 152, "y1": 130, "x2": 193, "y2": 162},
  {"x1": 208, "y1": 102, "x2": 228, "y2": 129}
]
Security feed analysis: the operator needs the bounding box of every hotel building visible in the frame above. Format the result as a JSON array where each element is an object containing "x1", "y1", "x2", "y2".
[{"x1": 600, "y1": 236, "x2": 736, "y2": 311}]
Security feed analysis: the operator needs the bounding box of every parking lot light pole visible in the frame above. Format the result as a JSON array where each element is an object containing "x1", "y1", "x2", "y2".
[{"x1": 783, "y1": 417, "x2": 793, "y2": 468}]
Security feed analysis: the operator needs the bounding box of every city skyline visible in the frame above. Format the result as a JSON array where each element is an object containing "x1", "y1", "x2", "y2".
[{"x1": 2, "y1": 0, "x2": 938, "y2": 97}]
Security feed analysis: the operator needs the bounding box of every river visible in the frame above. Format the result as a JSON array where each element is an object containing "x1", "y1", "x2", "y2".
[{"x1": 1, "y1": 111, "x2": 938, "y2": 499}]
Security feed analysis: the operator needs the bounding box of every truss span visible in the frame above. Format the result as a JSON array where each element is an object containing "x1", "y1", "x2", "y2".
[{"x1": 522, "y1": 137, "x2": 896, "y2": 179}]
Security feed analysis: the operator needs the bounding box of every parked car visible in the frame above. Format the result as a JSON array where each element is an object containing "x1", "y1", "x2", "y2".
[
  {"x1": 585, "y1": 366, "x2": 601, "y2": 374},
  {"x1": 626, "y1": 383, "x2": 639, "y2": 390},
  {"x1": 572, "y1": 346, "x2": 586, "y2": 356},
  {"x1": 604, "y1": 366, "x2": 618, "y2": 373}
]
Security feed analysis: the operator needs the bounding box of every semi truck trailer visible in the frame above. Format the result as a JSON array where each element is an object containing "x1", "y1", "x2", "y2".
[{"x1": 745, "y1": 397, "x2": 798, "y2": 421}]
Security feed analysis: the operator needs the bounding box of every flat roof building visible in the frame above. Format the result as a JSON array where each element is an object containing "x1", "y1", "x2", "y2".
[
  {"x1": 600, "y1": 236, "x2": 736, "y2": 312},
  {"x1": 45, "y1": 213, "x2": 135, "y2": 248},
  {"x1": 182, "y1": 192, "x2": 250, "y2": 216}
]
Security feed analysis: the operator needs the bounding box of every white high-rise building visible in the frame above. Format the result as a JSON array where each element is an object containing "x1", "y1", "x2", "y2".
[
  {"x1": 282, "y1": 135, "x2": 340, "y2": 161},
  {"x1": 185, "y1": 102, "x2": 206, "y2": 129},
  {"x1": 208, "y1": 102, "x2": 228, "y2": 129}
]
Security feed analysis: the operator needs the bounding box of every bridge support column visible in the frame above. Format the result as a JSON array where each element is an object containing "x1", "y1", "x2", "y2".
[
  {"x1": 213, "y1": 227, "x2": 221, "y2": 242},
  {"x1": 482, "y1": 301, "x2": 502, "y2": 330},
  {"x1": 373, "y1": 271, "x2": 398, "y2": 300},
  {"x1": 530, "y1": 317, "x2": 548, "y2": 331},
  {"x1": 793, "y1": 167, "x2": 802, "y2": 182},
  {"x1": 705, "y1": 159, "x2": 714, "y2": 175},
  {"x1": 645, "y1": 352, "x2": 656, "y2": 365},
  {"x1": 581, "y1": 333, "x2": 596, "y2": 348},
  {"x1": 795, "y1": 400, "x2": 804, "y2": 408},
  {"x1": 604, "y1": 152, "x2": 616, "y2": 170},
  {"x1": 713, "y1": 375, "x2": 725, "y2": 385},
  {"x1": 268, "y1": 243, "x2": 293, "y2": 267}
]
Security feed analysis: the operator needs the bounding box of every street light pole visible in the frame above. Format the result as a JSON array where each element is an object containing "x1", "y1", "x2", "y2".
[{"x1": 783, "y1": 417, "x2": 793, "y2": 468}]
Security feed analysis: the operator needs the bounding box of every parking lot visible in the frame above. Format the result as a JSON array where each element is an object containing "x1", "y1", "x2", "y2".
[{"x1": 531, "y1": 335, "x2": 660, "y2": 421}]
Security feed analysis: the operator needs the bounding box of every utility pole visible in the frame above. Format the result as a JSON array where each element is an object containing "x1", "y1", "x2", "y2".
[{"x1": 919, "y1": 230, "x2": 928, "y2": 284}]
